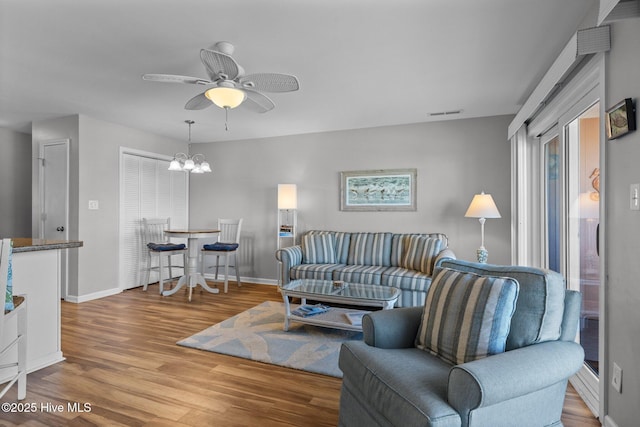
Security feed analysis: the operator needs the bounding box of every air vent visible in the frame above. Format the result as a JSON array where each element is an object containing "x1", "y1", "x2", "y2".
[{"x1": 429, "y1": 110, "x2": 462, "y2": 117}]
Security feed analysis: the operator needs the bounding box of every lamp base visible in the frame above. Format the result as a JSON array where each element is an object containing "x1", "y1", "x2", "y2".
[{"x1": 476, "y1": 247, "x2": 488, "y2": 264}]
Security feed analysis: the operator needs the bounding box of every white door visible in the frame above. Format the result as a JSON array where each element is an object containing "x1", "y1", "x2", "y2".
[{"x1": 39, "y1": 139, "x2": 70, "y2": 298}]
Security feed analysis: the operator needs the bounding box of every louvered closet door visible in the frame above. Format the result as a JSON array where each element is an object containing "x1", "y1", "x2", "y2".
[{"x1": 119, "y1": 152, "x2": 189, "y2": 290}]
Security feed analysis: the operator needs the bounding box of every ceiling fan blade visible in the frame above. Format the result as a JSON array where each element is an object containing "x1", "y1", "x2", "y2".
[
  {"x1": 200, "y1": 49, "x2": 240, "y2": 81},
  {"x1": 241, "y1": 90, "x2": 275, "y2": 113},
  {"x1": 239, "y1": 73, "x2": 300, "y2": 92},
  {"x1": 184, "y1": 92, "x2": 212, "y2": 110},
  {"x1": 142, "y1": 74, "x2": 212, "y2": 85}
]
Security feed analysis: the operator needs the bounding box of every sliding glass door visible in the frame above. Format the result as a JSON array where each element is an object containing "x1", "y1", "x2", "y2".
[{"x1": 541, "y1": 96, "x2": 601, "y2": 415}]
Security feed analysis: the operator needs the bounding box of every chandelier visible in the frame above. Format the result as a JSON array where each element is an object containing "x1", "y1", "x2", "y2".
[{"x1": 168, "y1": 120, "x2": 212, "y2": 173}]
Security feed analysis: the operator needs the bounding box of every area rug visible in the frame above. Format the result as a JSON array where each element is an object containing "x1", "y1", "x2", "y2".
[{"x1": 177, "y1": 301, "x2": 363, "y2": 378}]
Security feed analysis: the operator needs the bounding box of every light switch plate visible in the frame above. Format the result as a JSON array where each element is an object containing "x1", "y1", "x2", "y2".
[
  {"x1": 612, "y1": 362, "x2": 622, "y2": 393},
  {"x1": 631, "y1": 184, "x2": 640, "y2": 211},
  {"x1": 88, "y1": 200, "x2": 99, "y2": 210}
]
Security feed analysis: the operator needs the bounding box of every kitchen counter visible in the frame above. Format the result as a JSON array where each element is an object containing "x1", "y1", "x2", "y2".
[
  {"x1": 11, "y1": 237, "x2": 83, "y2": 253},
  {"x1": 1, "y1": 238, "x2": 83, "y2": 379}
]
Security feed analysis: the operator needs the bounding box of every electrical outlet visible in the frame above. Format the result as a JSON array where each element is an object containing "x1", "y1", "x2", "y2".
[{"x1": 612, "y1": 362, "x2": 622, "y2": 393}]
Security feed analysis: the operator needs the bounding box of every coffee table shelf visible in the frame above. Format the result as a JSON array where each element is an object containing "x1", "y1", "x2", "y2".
[{"x1": 279, "y1": 279, "x2": 399, "y2": 332}]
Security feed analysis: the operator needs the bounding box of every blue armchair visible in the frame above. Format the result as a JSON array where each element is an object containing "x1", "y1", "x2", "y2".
[{"x1": 338, "y1": 259, "x2": 584, "y2": 427}]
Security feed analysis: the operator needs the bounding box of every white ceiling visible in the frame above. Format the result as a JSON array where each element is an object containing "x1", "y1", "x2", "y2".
[{"x1": 0, "y1": 0, "x2": 596, "y2": 143}]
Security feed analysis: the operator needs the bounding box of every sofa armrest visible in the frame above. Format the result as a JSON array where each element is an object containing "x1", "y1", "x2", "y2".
[
  {"x1": 448, "y1": 341, "x2": 584, "y2": 415},
  {"x1": 362, "y1": 306, "x2": 424, "y2": 349},
  {"x1": 275, "y1": 245, "x2": 303, "y2": 285},
  {"x1": 434, "y1": 248, "x2": 456, "y2": 267}
]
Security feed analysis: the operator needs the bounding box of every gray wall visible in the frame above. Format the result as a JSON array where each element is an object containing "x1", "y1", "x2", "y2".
[
  {"x1": 190, "y1": 115, "x2": 513, "y2": 282},
  {"x1": 604, "y1": 18, "x2": 640, "y2": 427},
  {"x1": 32, "y1": 114, "x2": 188, "y2": 298},
  {"x1": 0, "y1": 127, "x2": 32, "y2": 238}
]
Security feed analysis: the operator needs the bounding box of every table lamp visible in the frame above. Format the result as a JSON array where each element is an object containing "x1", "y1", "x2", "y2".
[{"x1": 465, "y1": 192, "x2": 501, "y2": 263}]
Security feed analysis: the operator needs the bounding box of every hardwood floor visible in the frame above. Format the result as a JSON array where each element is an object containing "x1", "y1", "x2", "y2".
[{"x1": 1, "y1": 281, "x2": 600, "y2": 426}]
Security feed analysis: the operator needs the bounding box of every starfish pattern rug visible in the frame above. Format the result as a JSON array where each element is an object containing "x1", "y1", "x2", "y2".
[{"x1": 177, "y1": 300, "x2": 363, "y2": 378}]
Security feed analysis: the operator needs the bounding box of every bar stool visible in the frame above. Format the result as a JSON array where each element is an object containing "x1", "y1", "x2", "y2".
[
  {"x1": 201, "y1": 218, "x2": 243, "y2": 293},
  {"x1": 142, "y1": 218, "x2": 188, "y2": 293}
]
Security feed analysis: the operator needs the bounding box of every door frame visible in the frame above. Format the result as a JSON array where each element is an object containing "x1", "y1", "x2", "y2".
[{"x1": 38, "y1": 138, "x2": 70, "y2": 299}]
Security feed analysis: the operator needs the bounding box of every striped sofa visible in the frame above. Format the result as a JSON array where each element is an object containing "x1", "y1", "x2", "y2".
[{"x1": 275, "y1": 230, "x2": 455, "y2": 307}]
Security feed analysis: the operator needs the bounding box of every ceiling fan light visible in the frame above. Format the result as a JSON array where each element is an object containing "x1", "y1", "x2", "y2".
[
  {"x1": 205, "y1": 87, "x2": 246, "y2": 109},
  {"x1": 168, "y1": 159, "x2": 183, "y2": 171},
  {"x1": 183, "y1": 159, "x2": 195, "y2": 170}
]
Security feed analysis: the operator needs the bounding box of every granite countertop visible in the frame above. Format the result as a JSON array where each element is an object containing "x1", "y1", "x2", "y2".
[{"x1": 10, "y1": 238, "x2": 84, "y2": 253}]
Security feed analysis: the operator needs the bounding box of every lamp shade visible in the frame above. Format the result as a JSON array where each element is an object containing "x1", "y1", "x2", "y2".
[
  {"x1": 205, "y1": 87, "x2": 246, "y2": 109},
  {"x1": 168, "y1": 159, "x2": 183, "y2": 171},
  {"x1": 465, "y1": 192, "x2": 501, "y2": 218},
  {"x1": 278, "y1": 184, "x2": 298, "y2": 209},
  {"x1": 183, "y1": 158, "x2": 195, "y2": 170}
]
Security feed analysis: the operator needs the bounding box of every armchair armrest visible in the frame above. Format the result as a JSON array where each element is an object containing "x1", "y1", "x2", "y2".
[
  {"x1": 275, "y1": 245, "x2": 303, "y2": 285},
  {"x1": 448, "y1": 341, "x2": 584, "y2": 415},
  {"x1": 362, "y1": 306, "x2": 423, "y2": 348}
]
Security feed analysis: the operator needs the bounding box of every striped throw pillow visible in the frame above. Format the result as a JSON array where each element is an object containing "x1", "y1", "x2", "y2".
[
  {"x1": 416, "y1": 268, "x2": 519, "y2": 365},
  {"x1": 400, "y1": 235, "x2": 442, "y2": 275},
  {"x1": 302, "y1": 234, "x2": 337, "y2": 264}
]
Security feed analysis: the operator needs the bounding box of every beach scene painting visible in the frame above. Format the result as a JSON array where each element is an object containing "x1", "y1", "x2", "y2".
[{"x1": 340, "y1": 169, "x2": 417, "y2": 211}]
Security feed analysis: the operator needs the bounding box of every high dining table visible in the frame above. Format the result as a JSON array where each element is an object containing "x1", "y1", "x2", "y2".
[{"x1": 163, "y1": 229, "x2": 220, "y2": 301}]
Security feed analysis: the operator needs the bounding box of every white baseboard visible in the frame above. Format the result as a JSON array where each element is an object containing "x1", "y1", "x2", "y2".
[
  {"x1": 65, "y1": 278, "x2": 276, "y2": 304},
  {"x1": 201, "y1": 274, "x2": 278, "y2": 286},
  {"x1": 603, "y1": 415, "x2": 619, "y2": 427},
  {"x1": 64, "y1": 287, "x2": 122, "y2": 303}
]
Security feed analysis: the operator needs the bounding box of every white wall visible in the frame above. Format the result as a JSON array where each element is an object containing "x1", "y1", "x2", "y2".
[
  {"x1": 32, "y1": 114, "x2": 188, "y2": 298},
  {"x1": 190, "y1": 115, "x2": 513, "y2": 282},
  {"x1": 0, "y1": 127, "x2": 32, "y2": 238},
  {"x1": 603, "y1": 17, "x2": 640, "y2": 427}
]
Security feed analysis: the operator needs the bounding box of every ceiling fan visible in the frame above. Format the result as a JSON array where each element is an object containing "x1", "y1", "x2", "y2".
[{"x1": 142, "y1": 41, "x2": 299, "y2": 115}]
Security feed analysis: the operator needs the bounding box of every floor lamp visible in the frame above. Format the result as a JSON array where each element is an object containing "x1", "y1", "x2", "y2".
[
  {"x1": 465, "y1": 192, "x2": 501, "y2": 263},
  {"x1": 277, "y1": 184, "x2": 297, "y2": 286}
]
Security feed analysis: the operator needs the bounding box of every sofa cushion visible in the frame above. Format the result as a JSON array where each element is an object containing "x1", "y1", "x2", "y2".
[
  {"x1": 301, "y1": 233, "x2": 336, "y2": 264},
  {"x1": 382, "y1": 266, "x2": 433, "y2": 291},
  {"x1": 339, "y1": 341, "x2": 460, "y2": 427},
  {"x1": 400, "y1": 235, "x2": 442, "y2": 275},
  {"x1": 439, "y1": 259, "x2": 566, "y2": 350},
  {"x1": 347, "y1": 232, "x2": 392, "y2": 267},
  {"x1": 416, "y1": 268, "x2": 519, "y2": 365},
  {"x1": 290, "y1": 263, "x2": 343, "y2": 281},
  {"x1": 332, "y1": 265, "x2": 387, "y2": 285}
]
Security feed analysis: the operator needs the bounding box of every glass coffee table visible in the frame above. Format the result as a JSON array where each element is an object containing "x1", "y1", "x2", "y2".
[{"x1": 279, "y1": 279, "x2": 400, "y2": 332}]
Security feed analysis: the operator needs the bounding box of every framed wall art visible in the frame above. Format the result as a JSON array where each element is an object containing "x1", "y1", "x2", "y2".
[
  {"x1": 606, "y1": 98, "x2": 636, "y2": 140},
  {"x1": 340, "y1": 168, "x2": 417, "y2": 211}
]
